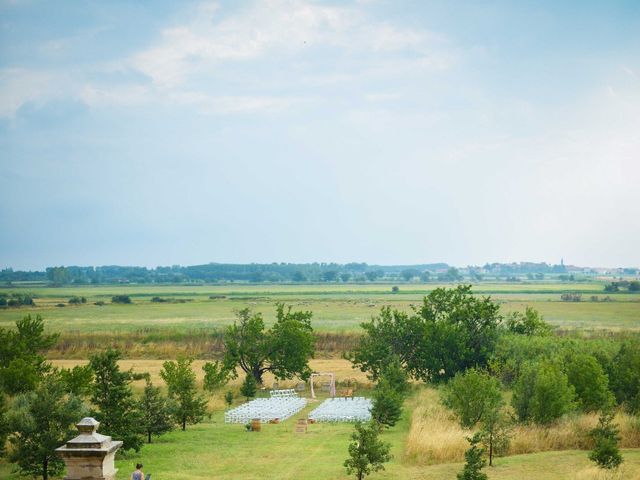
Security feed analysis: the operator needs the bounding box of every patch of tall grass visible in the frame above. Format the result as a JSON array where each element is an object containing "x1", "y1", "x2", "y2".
[{"x1": 405, "y1": 388, "x2": 640, "y2": 465}]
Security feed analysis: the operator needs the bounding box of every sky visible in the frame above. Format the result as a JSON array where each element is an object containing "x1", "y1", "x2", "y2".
[{"x1": 1, "y1": 0, "x2": 639, "y2": 270}]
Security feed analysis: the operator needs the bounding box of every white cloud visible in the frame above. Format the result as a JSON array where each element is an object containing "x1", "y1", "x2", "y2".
[{"x1": 130, "y1": 0, "x2": 444, "y2": 88}]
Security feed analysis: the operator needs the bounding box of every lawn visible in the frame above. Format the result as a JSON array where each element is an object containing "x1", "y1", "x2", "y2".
[{"x1": 2, "y1": 398, "x2": 639, "y2": 480}]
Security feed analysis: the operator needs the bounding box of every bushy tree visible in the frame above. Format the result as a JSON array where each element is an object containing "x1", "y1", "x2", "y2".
[
  {"x1": 442, "y1": 368, "x2": 503, "y2": 428},
  {"x1": 609, "y1": 341, "x2": 640, "y2": 413},
  {"x1": 111, "y1": 295, "x2": 132, "y2": 304},
  {"x1": 138, "y1": 380, "x2": 174, "y2": 443},
  {"x1": 505, "y1": 307, "x2": 551, "y2": 336},
  {"x1": 589, "y1": 410, "x2": 623, "y2": 470},
  {"x1": 89, "y1": 349, "x2": 143, "y2": 451},
  {"x1": 457, "y1": 433, "x2": 487, "y2": 480},
  {"x1": 512, "y1": 362, "x2": 575, "y2": 424},
  {"x1": 350, "y1": 286, "x2": 502, "y2": 383},
  {"x1": 7, "y1": 377, "x2": 85, "y2": 480},
  {"x1": 225, "y1": 391, "x2": 234, "y2": 407},
  {"x1": 240, "y1": 373, "x2": 257, "y2": 400},
  {"x1": 223, "y1": 303, "x2": 315, "y2": 384},
  {"x1": 370, "y1": 378, "x2": 403, "y2": 429},
  {"x1": 0, "y1": 315, "x2": 58, "y2": 394},
  {"x1": 344, "y1": 421, "x2": 392, "y2": 480},
  {"x1": 161, "y1": 358, "x2": 208, "y2": 431},
  {"x1": 566, "y1": 354, "x2": 614, "y2": 412}
]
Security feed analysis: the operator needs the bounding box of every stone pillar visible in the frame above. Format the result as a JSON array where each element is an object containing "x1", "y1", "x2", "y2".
[{"x1": 56, "y1": 417, "x2": 123, "y2": 480}]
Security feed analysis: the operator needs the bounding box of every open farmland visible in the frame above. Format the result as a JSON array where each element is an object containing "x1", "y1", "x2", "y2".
[{"x1": 1, "y1": 282, "x2": 639, "y2": 338}]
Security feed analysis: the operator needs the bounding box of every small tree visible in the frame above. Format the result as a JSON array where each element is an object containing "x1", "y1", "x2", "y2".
[
  {"x1": 225, "y1": 391, "x2": 234, "y2": 407},
  {"x1": 89, "y1": 349, "x2": 143, "y2": 451},
  {"x1": 589, "y1": 410, "x2": 623, "y2": 470},
  {"x1": 442, "y1": 368, "x2": 503, "y2": 428},
  {"x1": 8, "y1": 377, "x2": 85, "y2": 480},
  {"x1": 240, "y1": 373, "x2": 257, "y2": 400},
  {"x1": 478, "y1": 408, "x2": 511, "y2": 466},
  {"x1": 505, "y1": 307, "x2": 551, "y2": 336},
  {"x1": 457, "y1": 433, "x2": 488, "y2": 480},
  {"x1": 160, "y1": 358, "x2": 208, "y2": 431},
  {"x1": 138, "y1": 380, "x2": 174, "y2": 443},
  {"x1": 344, "y1": 421, "x2": 392, "y2": 480},
  {"x1": 370, "y1": 378, "x2": 403, "y2": 429}
]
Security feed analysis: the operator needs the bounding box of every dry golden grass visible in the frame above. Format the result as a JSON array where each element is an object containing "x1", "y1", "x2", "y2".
[
  {"x1": 51, "y1": 357, "x2": 372, "y2": 409},
  {"x1": 405, "y1": 389, "x2": 471, "y2": 464},
  {"x1": 405, "y1": 388, "x2": 640, "y2": 465},
  {"x1": 571, "y1": 464, "x2": 640, "y2": 480}
]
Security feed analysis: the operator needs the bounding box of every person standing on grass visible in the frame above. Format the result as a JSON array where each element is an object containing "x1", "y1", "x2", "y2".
[{"x1": 131, "y1": 463, "x2": 145, "y2": 480}]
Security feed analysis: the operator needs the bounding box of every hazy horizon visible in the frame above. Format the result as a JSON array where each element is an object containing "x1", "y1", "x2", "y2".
[
  {"x1": 1, "y1": 1, "x2": 639, "y2": 270},
  {"x1": 1, "y1": 258, "x2": 634, "y2": 273}
]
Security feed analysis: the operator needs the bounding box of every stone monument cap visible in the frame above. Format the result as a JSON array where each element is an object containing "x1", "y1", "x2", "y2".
[{"x1": 62, "y1": 417, "x2": 114, "y2": 450}]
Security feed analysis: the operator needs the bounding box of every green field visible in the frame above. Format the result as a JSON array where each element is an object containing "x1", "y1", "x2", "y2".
[{"x1": 1, "y1": 283, "x2": 639, "y2": 336}]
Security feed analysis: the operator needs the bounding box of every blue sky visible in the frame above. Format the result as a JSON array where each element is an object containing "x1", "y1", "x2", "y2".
[{"x1": 1, "y1": 0, "x2": 639, "y2": 270}]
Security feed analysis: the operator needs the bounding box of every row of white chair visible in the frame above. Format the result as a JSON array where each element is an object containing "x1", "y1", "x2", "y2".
[
  {"x1": 225, "y1": 397, "x2": 307, "y2": 423},
  {"x1": 308, "y1": 397, "x2": 372, "y2": 423}
]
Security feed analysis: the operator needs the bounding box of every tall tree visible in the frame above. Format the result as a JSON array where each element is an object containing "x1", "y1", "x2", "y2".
[
  {"x1": 350, "y1": 286, "x2": 502, "y2": 383},
  {"x1": 89, "y1": 349, "x2": 143, "y2": 451},
  {"x1": 7, "y1": 377, "x2": 85, "y2": 480},
  {"x1": 344, "y1": 421, "x2": 392, "y2": 480},
  {"x1": 160, "y1": 358, "x2": 208, "y2": 431},
  {"x1": 138, "y1": 380, "x2": 174, "y2": 443},
  {"x1": 223, "y1": 303, "x2": 315, "y2": 384}
]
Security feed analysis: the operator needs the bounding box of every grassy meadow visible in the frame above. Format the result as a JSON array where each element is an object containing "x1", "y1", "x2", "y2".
[
  {"x1": 1, "y1": 281, "x2": 640, "y2": 479},
  {"x1": 0, "y1": 282, "x2": 639, "y2": 359}
]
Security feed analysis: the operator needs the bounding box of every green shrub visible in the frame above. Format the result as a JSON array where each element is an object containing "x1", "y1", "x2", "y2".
[
  {"x1": 111, "y1": 295, "x2": 132, "y2": 304},
  {"x1": 442, "y1": 368, "x2": 503, "y2": 428},
  {"x1": 512, "y1": 361, "x2": 575, "y2": 424}
]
